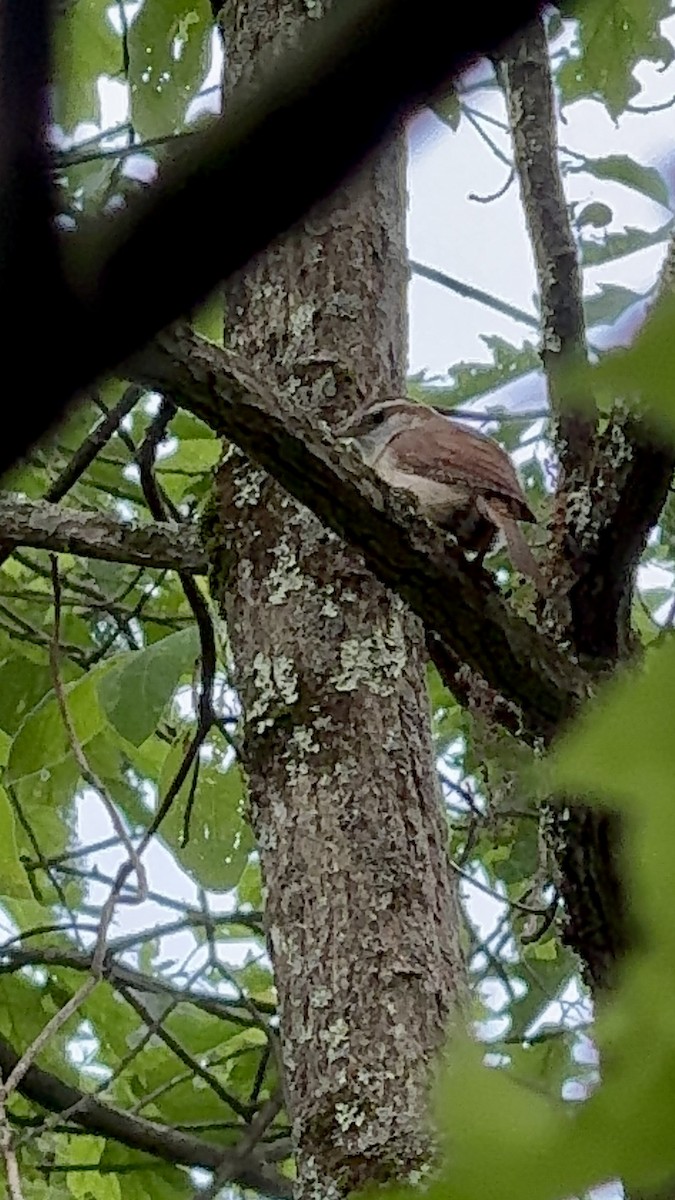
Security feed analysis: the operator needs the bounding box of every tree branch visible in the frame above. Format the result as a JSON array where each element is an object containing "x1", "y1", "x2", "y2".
[
  {"x1": 129, "y1": 326, "x2": 583, "y2": 742},
  {"x1": 0, "y1": 946, "x2": 274, "y2": 1023},
  {"x1": 0, "y1": 1036, "x2": 291, "y2": 1197},
  {"x1": 501, "y1": 20, "x2": 675, "y2": 662},
  {"x1": 561, "y1": 233, "x2": 675, "y2": 661},
  {"x1": 500, "y1": 17, "x2": 595, "y2": 471},
  {"x1": 499, "y1": 22, "x2": 675, "y2": 991},
  {"x1": 0, "y1": 496, "x2": 207, "y2": 573}
]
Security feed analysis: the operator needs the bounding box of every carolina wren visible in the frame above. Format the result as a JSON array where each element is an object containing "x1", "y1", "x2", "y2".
[{"x1": 337, "y1": 398, "x2": 545, "y2": 592}]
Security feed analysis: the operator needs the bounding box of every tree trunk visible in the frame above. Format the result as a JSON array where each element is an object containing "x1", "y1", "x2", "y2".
[{"x1": 205, "y1": 2, "x2": 466, "y2": 1195}]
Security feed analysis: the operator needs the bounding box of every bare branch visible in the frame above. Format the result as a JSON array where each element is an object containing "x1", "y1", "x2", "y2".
[
  {"x1": 0, "y1": 1095, "x2": 25, "y2": 1200},
  {"x1": 499, "y1": 16, "x2": 595, "y2": 471},
  {"x1": 0, "y1": 1036, "x2": 292, "y2": 1197},
  {"x1": 0, "y1": 496, "x2": 208, "y2": 573},
  {"x1": 410, "y1": 259, "x2": 539, "y2": 329}
]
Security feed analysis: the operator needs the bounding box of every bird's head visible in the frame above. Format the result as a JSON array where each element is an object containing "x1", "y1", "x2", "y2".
[{"x1": 336, "y1": 398, "x2": 435, "y2": 456}]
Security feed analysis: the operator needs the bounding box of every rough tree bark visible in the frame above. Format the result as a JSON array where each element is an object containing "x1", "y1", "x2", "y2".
[
  {"x1": 205, "y1": 2, "x2": 465, "y2": 1194},
  {"x1": 501, "y1": 18, "x2": 675, "y2": 991}
]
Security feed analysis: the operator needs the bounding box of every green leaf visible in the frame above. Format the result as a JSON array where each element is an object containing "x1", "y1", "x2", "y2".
[
  {"x1": 576, "y1": 201, "x2": 613, "y2": 230},
  {"x1": 2, "y1": 464, "x2": 50, "y2": 497},
  {"x1": 432, "y1": 84, "x2": 462, "y2": 131},
  {"x1": 0, "y1": 787, "x2": 32, "y2": 898},
  {"x1": 530, "y1": 937, "x2": 557, "y2": 962},
  {"x1": 169, "y1": 410, "x2": 214, "y2": 441},
  {"x1": 128, "y1": 0, "x2": 211, "y2": 139},
  {"x1": 507, "y1": 953, "x2": 576, "y2": 1042},
  {"x1": 237, "y1": 857, "x2": 263, "y2": 908},
  {"x1": 86, "y1": 559, "x2": 128, "y2": 599},
  {"x1": 506, "y1": 1035, "x2": 572, "y2": 1099},
  {"x1": 587, "y1": 291, "x2": 675, "y2": 432},
  {"x1": 98, "y1": 626, "x2": 199, "y2": 745},
  {"x1": 192, "y1": 290, "x2": 225, "y2": 345},
  {"x1": 159, "y1": 742, "x2": 253, "y2": 890},
  {"x1": 641, "y1": 587, "x2": 672, "y2": 615},
  {"x1": 6, "y1": 666, "x2": 109, "y2": 784},
  {"x1": 56, "y1": 1136, "x2": 120, "y2": 1200},
  {"x1": 165, "y1": 1005, "x2": 248, "y2": 1057},
  {"x1": 410, "y1": 337, "x2": 541, "y2": 409},
  {"x1": 557, "y1": 0, "x2": 673, "y2": 118},
  {"x1": 157, "y1": 438, "x2": 220, "y2": 475},
  {"x1": 584, "y1": 283, "x2": 643, "y2": 328},
  {"x1": 0, "y1": 657, "x2": 54, "y2": 734},
  {"x1": 54, "y1": 0, "x2": 120, "y2": 130},
  {"x1": 0, "y1": 975, "x2": 60, "y2": 1049},
  {"x1": 580, "y1": 220, "x2": 672, "y2": 268},
  {"x1": 580, "y1": 155, "x2": 669, "y2": 208},
  {"x1": 85, "y1": 731, "x2": 157, "y2": 828}
]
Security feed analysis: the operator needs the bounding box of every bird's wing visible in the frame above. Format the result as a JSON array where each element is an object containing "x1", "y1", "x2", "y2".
[{"x1": 388, "y1": 422, "x2": 535, "y2": 522}]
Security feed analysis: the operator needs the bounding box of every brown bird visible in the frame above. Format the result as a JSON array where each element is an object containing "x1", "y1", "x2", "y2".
[{"x1": 336, "y1": 397, "x2": 545, "y2": 592}]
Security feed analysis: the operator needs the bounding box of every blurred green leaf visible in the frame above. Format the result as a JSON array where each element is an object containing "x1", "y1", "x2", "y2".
[
  {"x1": 576, "y1": 156, "x2": 669, "y2": 208},
  {"x1": 54, "y1": 0, "x2": 120, "y2": 130},
  {"x1": 0, "y1": 786, "x2": 32, "y2": 898},
  {"x1": 587, "y1": 291, "x2": 675, "y2": 432},
  {"x1": 128, "y1": 0, "x2": 212, "y2": 139},
  {"x1": 98, "y1": 626, "x2": 199, "y2": 745}
]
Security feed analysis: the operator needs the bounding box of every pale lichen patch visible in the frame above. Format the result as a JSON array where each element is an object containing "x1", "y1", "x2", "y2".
[
  {"x1": 332, "y1": 602, "x2": 408, "y2": 695},
  {"x1": 335, "y1": 1101, "x2": 365, "y2": 1131},
  {"x1": 247, "y1": 652, "x2": 299, "y2": 732},
  {"x1": 267, "y1": 536, "x2": 306, "y2": 604},
  {"x1": 565, "y1": 485, "x2": 596, "y2": 548},
  {"x1": 233, "y1": 464, "x2": 267, "y2": 509}
]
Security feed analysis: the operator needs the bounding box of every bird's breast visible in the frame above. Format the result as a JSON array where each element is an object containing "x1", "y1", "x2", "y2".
[{"x1": 374, "y1": 449, "x2": 470, "y2": 516}]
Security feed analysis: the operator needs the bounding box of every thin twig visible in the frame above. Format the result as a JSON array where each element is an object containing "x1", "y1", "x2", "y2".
[
  {"x1": 410, "y1": 259, "x2": 539, "y2": 329},
  {"x1": 0, "y1": 1094, "x2": 25, "y2": 1200},
  {"x1": 450, "y1": 858, "x2": 554, "y2": 916}
]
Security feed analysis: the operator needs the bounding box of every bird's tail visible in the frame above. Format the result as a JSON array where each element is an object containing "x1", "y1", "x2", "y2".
[{"x1": 480, "y1": 498, "x2": 547, "y2": 595}]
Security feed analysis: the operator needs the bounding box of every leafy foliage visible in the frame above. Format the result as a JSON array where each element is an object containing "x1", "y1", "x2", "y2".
[
  {"x1": 557, "y1": 0, "x2": 674, "y2": 117},
  {"x1": 127, "y1": 0, "x2": 212, "y2": 140}
]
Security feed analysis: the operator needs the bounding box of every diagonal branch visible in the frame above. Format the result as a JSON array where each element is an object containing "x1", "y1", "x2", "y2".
[
  {"x1": 129, "y1": 326, "x2": 583, "y2": 742},
  {"x1": 0, "y1": 1036, "x2": 291, "y2": 1197},
  {"x1": 0, "y1": 945, "x2": 273, "y2": 1024},
  {"x1": 0, "y1": 496, "x2": 207, "y2": 573}
]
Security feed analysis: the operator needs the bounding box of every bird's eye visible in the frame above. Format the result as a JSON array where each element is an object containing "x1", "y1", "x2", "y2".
[{"x1": 370, "y1": 410, "x2": 386, "y2": 426}]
